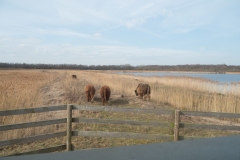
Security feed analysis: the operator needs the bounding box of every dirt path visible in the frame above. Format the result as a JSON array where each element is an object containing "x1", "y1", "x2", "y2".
[{"x1": 41, "y1": 74, "x2": 66, "y2": 106}]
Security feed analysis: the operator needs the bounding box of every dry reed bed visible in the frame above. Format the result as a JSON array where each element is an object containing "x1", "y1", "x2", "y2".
[
  {"x1": 2, "y1": 69, "x2": 239, "y2": 113},
  {"x1": 75, "y1": 70, "x2": 240, "y2": 113},
  {"x1": 0, "y1": 70, "x2": 64, "y2": 148},
  {"x1": 0, "y1": 70, "x2": 58, "y2": 110},
  {"x1": 1, "y1": 70, "x2": 240, "y2": 156}
]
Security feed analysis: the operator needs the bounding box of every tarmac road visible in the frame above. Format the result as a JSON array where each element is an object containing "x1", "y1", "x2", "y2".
[{"x1": 2, "y1": 135, "x2": 240, "y2": 160}]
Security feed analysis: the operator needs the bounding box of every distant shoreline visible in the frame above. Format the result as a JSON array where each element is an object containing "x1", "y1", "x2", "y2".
[
  {"x1": 109, "y1": 70, "x2": 240, "y2": 75},
  {"x1": 1, "y1": 68, "x2": 240, "y2": 75}
]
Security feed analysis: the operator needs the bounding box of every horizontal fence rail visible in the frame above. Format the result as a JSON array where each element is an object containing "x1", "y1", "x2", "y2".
[
  {"x1": 0, "y1": 105, "x2": 67, "y2": 116},
  {"x1": 72, "y1": 131, "x2": 173, "y2": 140},
  {"x1": 180, "y1": 123, "x2": 240, "y2": 131},
  {"x1": 0, "y1": 118, "x2": 67, "y2": 131},
  {"x1": 73, "y1": 105, "x2": 175, "y2": 115},
  {"x1": 0, "y1": 131, "x2": 66, "y2": 147},
  {"x1": 181, "y1": 110, "x2": 240, "y2": 118},
  {"x1": 72, "y1": 118, "x2": 172, "y2": 127},
  {"x1": 6, "y1": 145, "x2": 66, "y2": 157}
]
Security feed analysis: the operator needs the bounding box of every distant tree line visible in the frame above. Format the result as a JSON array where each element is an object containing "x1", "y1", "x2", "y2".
[
  {"x1": 0, "y1": 63, "x2": 134, "y2": 70},
  {"x1": 1, "y1": 63, "x2": 240, "y2": 72}
]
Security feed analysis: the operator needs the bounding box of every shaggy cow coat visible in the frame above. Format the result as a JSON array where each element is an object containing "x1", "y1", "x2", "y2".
[
  {"x1": 72, "y1": 75, "x2": 77, "y2": 79},
  {"x1": 134, "y1": 83, "x2": 151, "y2": 100},
  {"x1": 84, "y1": 84, "x2": 95, "y2": 102},
  {"x1": 100, "y1": 85, "x2": 111, "y2": 106}
]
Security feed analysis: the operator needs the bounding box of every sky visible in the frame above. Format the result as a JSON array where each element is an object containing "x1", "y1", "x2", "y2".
[{"x1": 0, "y1": 0, "x2": 240, "y2": 66}]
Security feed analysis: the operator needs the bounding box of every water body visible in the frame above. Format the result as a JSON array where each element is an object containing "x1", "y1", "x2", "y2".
[{"x1": 119, "y1": 72, "x2": 240, "y2": 83}]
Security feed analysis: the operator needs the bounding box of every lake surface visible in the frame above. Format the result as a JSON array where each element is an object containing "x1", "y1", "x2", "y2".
[{"x1": 119, "y1": 72, "x2": 240, "y2": 83}]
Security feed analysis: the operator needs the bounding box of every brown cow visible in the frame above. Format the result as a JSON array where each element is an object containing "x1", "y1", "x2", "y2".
[
  {"x1": 72, "y1": 75, "x2": 77, "y2": 79},
  {"x1": 84, "y1": 84, "x2": 95, "y2": 102},
  {"x1": 134, "y1": 83, "x2": 151, "y2": 100},
  {"x1": 100, "y1": 85, "x2": 111, "y2": 106}
]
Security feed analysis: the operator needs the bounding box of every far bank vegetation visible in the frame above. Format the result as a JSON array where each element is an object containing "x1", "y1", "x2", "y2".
[{"x1": 1, "y1": 63, "x2": 240, "y2": 73}]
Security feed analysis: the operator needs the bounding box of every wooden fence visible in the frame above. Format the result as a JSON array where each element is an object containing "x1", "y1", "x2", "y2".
[{"x1": 1, "y1": 105, "x2": 240, "y2": 156}]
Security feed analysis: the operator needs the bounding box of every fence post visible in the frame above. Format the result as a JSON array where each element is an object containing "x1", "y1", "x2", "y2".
[
  {"x1": 174, "y1": 110, "x2": 180, "y2": 141},
  {"x1": 67, "y1": 104, "x2": 72, "y2": 151}
]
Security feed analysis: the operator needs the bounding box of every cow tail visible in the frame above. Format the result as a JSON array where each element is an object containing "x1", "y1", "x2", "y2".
[
  {"x1": 104, "y1": 90, "x2": 107, "y2": 101},
  {"x1": 147, "y1": 85, "x2": 150, "y2": 99}
]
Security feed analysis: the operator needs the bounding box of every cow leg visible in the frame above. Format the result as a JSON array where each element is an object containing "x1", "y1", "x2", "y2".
[
  {"x1": 89, "y1": 95, "x2": 91, "y2": 102},
  {"x1": 142, "y1": 93, "x2": 145, "y2": 99},
  {"x1": 87, "y1": 94, "x2": 89, "y2": 102},
  {"x1": 88, "y1": 93, "x2": 92, "y2": 102},
  {"x1": 142, "y1": 94, "x2": 144, "y2": 99},
  {"x1": 144, "y1": 94, "x2": 150, "y2": 100},
  {"x1": 91, "y1": 94, "x2": 94, "y2": 102},
  {"x1": 102, "y1": 98, "x2": 104, "y2": 106},
  {"x1": 86, "y1": 93, "x2": 89, "y2": 102}
]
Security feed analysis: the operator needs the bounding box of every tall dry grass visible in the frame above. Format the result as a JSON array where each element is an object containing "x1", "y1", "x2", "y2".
[
  {"x1": 133, "y1": 74, "x2": 240, "y2": 113},
  {"x1": 1, "y1": 69, "x2": 240, "y2": 156},
  {"x1": 1, "y1": 69, "x2": 240, "y2": 127},
  {"x1": 0, "y1": 70, "x2": 63, "y2": 144},
  {"x1": 0, "y1": 70, "x2": 58, "y2": 110},
  {"x1": 68, "y1": 70, "x2": 240, "y2": 113}
]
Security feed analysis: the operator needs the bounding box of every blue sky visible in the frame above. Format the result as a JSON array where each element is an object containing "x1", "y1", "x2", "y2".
[{"x1": 0, "y1": 0, "x2": 240, "y2": 66}]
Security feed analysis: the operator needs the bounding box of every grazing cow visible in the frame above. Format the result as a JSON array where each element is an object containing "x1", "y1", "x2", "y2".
[
  {"x1": 134, "y1": 83, "x2": 151, "y2": 100},
  {"x1": 72, "y1": 75, "x2": 77, "y2": 79},
  {"x1": 84, "y1": 84, "x2": 95, "y2": 102},
  {"x1": 100, "y1": 85, "x2": 111, "y2": 106}
]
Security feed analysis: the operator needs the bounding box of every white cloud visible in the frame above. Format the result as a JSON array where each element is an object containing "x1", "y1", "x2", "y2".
[
  {"x1": 1, "y1": 36, "x2": 240, "y2": 65},
  {"x1": 1, "y1": 0, "x2": 238, "y2": 33},
  {"x1": 124, "y1": 19, "x2": 145, "y2": 28},
  {"x1": 94, "y1": 33, "x2": 102, "y2": 37},
  {"x1": 1, "y1": 36, "x2": 229, "y2": 65}
]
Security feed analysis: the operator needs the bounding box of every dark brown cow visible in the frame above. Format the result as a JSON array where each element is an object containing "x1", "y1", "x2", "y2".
[
  {"x1": 100, "y1": 85, "x2": 111, "y2": 106},
  {"x1": 84, "y1": 84, "x2": 95, "y2": 102},
  {"x1": 134, "y1": 83, "x2": 151, "y2": 100},
  {"x1": 72, "y1": 75, "x2": 77, "y2": 79}
]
